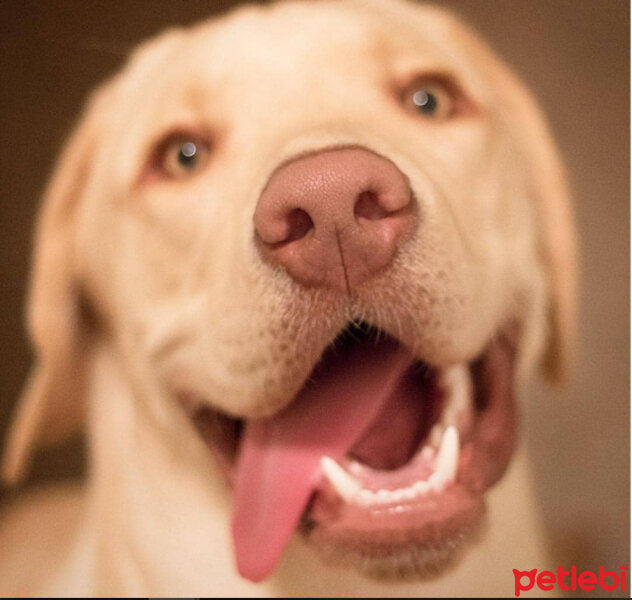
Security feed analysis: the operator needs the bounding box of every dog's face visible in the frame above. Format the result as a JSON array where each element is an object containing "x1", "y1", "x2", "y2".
[{"x1": 5, "y1": 0, "x2": 575, "y2": 584}]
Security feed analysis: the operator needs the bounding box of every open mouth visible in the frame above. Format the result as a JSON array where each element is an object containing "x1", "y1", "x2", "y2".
[{"x1": 180, "y1": 321, "x2": 518, "y2": 582}]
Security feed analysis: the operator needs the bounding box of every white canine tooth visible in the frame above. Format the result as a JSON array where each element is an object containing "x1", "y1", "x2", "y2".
[
  {"x1": 401, "y1": 487, "x2": 417, "y2": 500},
  {"x1": 320, "y1": 456, "x2": 361, "y2": 502},
  {"x1": 413, "y1": 480, "x2": 430, "y2": 494},
  {"x1": 436, "y1": 425, "x2": 460, "y2": 482}
]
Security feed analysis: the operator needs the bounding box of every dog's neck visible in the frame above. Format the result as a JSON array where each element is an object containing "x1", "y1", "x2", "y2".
[{"x1": 84, "y1": 340, "x2": 556, "y2": 597}]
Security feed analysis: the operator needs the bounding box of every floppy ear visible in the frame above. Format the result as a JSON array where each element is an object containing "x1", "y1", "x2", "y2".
[{"x1": 2, "y1": 87, "x2": 111, "y2": 485}]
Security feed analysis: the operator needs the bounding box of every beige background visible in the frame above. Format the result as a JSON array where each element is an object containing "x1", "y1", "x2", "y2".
[{"x1": 0, "y1": 1, "x2": 629, "y2": 596}]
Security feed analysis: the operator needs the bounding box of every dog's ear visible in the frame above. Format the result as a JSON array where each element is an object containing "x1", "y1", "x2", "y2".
[{"x1": 2, "y1": 85, "x2": 113, "y2": 485}]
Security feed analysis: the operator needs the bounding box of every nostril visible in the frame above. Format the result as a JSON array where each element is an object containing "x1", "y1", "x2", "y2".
[
  {"x1": 280, "y1": 208, "x2": 313, "y2": 245},
  {"x1": 354, "y1": 189, "x2": 391, "y2": 222},
  {"x1": 255, "y1": 147, "x2": 418, "y2": 292}
]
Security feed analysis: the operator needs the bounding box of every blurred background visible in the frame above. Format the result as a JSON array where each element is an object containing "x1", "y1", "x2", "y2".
[{"x1": 0, "y1": 1, "x2": 629, "y2": 596}]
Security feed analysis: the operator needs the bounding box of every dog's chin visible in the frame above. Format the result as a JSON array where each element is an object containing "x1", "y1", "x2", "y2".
[{"x1": 178, "y1": 320, "x2": 518, "y2": 582}]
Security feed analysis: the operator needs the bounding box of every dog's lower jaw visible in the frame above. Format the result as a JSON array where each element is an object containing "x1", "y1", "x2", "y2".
[
  {"x1": 81, "y1": 339, "x2": 550, "y2": 597},
  {"x1": 183, "y1": 322, "x2": 519, "y2": 583},
  {"x1": 305, "y1": 486, "x2": 486, "y2": 581}
]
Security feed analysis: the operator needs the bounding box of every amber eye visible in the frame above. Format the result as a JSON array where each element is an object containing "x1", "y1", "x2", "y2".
[
  {"x1": 157, "y1": 135, "x2": 211, "y2": 179},
  {"x1": 402, "y1": 77, "x2": 458, "y2": 120}
]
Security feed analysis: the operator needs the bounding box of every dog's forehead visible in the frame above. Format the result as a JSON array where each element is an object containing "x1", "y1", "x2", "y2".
[{"x1": 121, "y1": 0, "x2": 470, "y2": 103}]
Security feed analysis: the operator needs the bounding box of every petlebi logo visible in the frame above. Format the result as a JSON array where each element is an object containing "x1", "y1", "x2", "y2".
[{"x1": 513, "y1": 565, "x2": 628, "y2": 596}]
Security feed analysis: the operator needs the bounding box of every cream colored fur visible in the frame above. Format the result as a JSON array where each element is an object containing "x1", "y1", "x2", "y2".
[{"x1": 0, "y1": 0, "x2": 575, "y2": 596}]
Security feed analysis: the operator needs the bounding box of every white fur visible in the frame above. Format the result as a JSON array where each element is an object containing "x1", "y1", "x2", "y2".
[{"x1": 0, "y1": 0, "x2": 575, "y2": 595}]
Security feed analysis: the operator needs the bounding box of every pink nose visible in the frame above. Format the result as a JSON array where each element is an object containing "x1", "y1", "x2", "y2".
[{"x1": 254, "y1": 147, "x2": 416, "y2": 292}]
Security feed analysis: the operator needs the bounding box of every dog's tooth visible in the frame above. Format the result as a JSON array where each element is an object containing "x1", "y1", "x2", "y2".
[
  {"x1": 375, "y1": 487, "x2": 420, "y2": 504},
  {"x1": 320, "y1": 456, "x2": 361, "y2": 502},
  {"x1": 388, "y1": 489, "x2": 403, "y2": 502},
  {"x1": 375, "y1": 489, "x2": 392, "y2": 504},
  {"x1": 401, "y1": 486, "x2": 418, "y2": 500},
  {"x1": 413, "y1": 479, "x2": 430, "y2": 494},
  {"x1": 436, "y1": 425, "x2": 460, "y2": 482}
]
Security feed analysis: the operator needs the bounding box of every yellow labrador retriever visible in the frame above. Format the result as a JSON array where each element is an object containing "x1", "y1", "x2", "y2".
[{"x1": 0, "y1": 0, "x2": 576, "y2": 596}]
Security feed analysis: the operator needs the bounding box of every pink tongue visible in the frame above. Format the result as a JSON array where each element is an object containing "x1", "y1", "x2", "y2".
[{"x1": 231, "y1": 338, "x2": 413, "y2": 582}]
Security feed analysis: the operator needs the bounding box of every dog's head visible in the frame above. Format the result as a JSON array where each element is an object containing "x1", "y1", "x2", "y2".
[{"x1": 4, "y1": 0, "x2": 576, "y2": 583}]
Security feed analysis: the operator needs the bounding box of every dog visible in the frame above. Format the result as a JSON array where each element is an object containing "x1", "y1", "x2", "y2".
[{"x1": 0, "y1": 0, "x2": 576, "y2": 595}]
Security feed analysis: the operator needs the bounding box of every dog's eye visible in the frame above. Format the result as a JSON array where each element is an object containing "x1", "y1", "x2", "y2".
[
  {"x1": 401, "y1": 77, "x2": 459, "y2": 120},
  {"x1": 158, "y1": 136, "x2": 211, "y2": 179}
]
